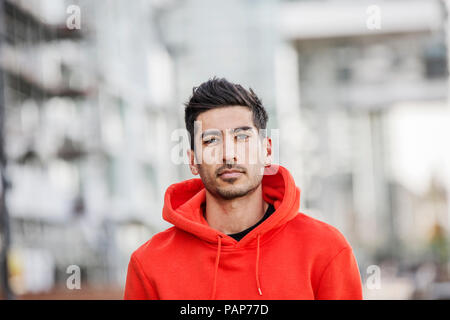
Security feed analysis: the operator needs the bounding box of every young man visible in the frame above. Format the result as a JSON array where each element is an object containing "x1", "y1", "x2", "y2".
[{"x1": 124, "y1": 78, "x2": 363, "y2": 300}]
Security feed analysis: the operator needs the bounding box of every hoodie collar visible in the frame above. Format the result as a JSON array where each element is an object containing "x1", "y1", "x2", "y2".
[{"x1": 162, "y1": 164, "x2": 301, "y2": 247}]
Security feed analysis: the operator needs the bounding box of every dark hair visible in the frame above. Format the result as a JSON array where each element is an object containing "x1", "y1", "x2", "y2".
[{"x1": 184, "y1": 77, "x2": 268, "y2": 149}]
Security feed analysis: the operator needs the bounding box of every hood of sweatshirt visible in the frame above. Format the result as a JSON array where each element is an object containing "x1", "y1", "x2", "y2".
[{"x1": 163, "y1": 164, "x2": 300, "y2": 246}]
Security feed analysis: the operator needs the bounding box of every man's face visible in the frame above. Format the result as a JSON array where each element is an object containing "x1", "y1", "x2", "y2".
[{"x1": 187, "y1": 106, "x2": 271, "y2": 200}]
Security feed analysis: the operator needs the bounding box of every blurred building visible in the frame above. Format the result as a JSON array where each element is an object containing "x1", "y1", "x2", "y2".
[
  {"x1": 0, "y1": 0, "x2": 178, "y2": 298},
  {"x1": 277, "y1": 0, "x2": 450, "y2": 297}
]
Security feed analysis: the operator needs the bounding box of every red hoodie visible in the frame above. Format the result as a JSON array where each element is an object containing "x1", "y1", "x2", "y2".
[{"x1": 124, "y1": 165, "x2": 363, "y2": 300}]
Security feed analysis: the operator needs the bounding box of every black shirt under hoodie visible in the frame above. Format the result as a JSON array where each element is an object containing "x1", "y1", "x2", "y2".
[
  {"x1": 200, "y1": 202, "x2": 276, "y2": 242},
  {"x1": 227, "y1": 203, "x2": 275, "y2": 241}
]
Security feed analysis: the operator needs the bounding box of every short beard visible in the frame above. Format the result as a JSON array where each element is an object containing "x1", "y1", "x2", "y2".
[{"x1": 214, "y1": 179, "x2": 260, "y2": 200}]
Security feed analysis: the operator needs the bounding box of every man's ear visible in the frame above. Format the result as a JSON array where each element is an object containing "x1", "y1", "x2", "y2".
[
  {"x1": 263, "y1": 137, "x2": 272, "y2": 167},
  {"x1": 187, "y1": 149, "x2": 199, "y2": 175}
]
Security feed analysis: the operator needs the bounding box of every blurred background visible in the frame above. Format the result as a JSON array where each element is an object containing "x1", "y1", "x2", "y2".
[{"x1": 0, "y1": 0, "x2": 449, "y2": 299}]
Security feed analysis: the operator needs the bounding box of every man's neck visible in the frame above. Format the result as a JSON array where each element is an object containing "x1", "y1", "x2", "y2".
[{"x1": 203, "y1": 185, "x2": 269, "y2": 235}]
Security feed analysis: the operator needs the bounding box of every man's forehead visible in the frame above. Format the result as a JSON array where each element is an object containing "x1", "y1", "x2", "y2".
[
  {"x1": 195, "y1": 106, "x2": 256, "y2": 134},
  {"x1": 197, "y1": 106, "x2": 251, "y2": 121}
]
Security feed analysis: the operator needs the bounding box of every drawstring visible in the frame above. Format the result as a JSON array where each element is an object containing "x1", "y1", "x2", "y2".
[
  {"x1": 210, "y1": 234, "x2": 263, "y2": 298},
  {"x1": 210, "y1": 235, "x2": 222, "y2": 299},
  {"x1": 255, "y1": 234, "x2": 263, "y2": 296}
]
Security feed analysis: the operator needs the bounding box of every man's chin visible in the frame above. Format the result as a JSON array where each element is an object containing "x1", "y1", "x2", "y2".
[
  {"x1": 216, "y1": 190, "x2": 248, "y2": 200},
  {"x1": 215, "y1": 184, "x2": 256, "y2": 200}
]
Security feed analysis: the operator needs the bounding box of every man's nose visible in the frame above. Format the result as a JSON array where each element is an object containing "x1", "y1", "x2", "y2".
[{"x1": 222, "y1": 134, "x2": 236, "y2": 163}]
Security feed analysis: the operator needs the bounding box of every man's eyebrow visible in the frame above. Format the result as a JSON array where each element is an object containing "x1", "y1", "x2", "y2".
[
  {"x1": 201, "y1": 129, "x2": 222, "y2": 139},
  {"x1": 200, "y1": 126, "x2": 253, "y2": 139},
  {"x1": 232, "y1": 126, "x2": 253, "y2": 133}
]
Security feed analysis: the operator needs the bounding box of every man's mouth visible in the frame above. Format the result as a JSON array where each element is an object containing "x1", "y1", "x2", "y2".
[{"x1": 218, "y1": 169, "x2": 244, "y2": 179}]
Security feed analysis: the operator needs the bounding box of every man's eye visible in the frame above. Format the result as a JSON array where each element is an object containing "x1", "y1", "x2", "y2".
[
  {"x1": 204, "y1": 137, "x2": 218, "y2": 144},
  {"x1": 236, "y1": 134, "x2": 249, "y2": 141}
]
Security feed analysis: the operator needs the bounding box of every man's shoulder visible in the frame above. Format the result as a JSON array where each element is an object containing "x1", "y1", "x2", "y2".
[
  {"x1": 131, "y1": 226, "x2": 180, "y2": 261},
  {"x1": 286, "y1": 212, "x2": 351, "y2": 249}
]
